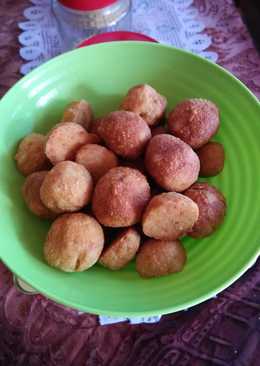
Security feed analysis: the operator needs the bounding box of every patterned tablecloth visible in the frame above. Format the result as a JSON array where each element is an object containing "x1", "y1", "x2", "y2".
[{"x1": 1, "y1": 1, "x2": 260, "y2": 365}]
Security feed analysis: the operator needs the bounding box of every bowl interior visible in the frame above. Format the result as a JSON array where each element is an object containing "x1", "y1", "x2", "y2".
[{"x1": 0, "y1": 42, "x2": 260, "y2": 316}]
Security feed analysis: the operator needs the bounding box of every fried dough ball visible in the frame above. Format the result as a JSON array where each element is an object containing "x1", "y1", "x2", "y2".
[
  {"x1": 151, "y1": 125, "x2": 168, "y2": 137},
  {"x1": 45, "y1": 122, "x2": 89, "y2": 165},
  {"x1": 15, "y1": 133, "x2": 49, "y2": 176},
  {"x1": 145, "y1": 134, "x2": 200, "y2": 192},
  {"x1": 40, "y1": 161, "x2": 93, "y2": 213},
  {"x1": 61, "y1": 100, "x2": 93, "y2": 130},
  {"x1": 22, "y1": 171, "x2": 56, "y2": 219},
  {"x1": 99, "y1": 227, "x2": 141, "y2": 270},
  {"x1": 44, "y1": 213, "x2": 104, "y2": 272},
  {"x1": 121, "y1": 84, "x2": 167, "y2": 126},
  {"x1": 136, "y1": 239, "x2": 187, "y2": 278},
  {"x1": 75, "y1": 144, "x2": 118, "y2": 182},
  {"x1": 184, "y1": 182, "x2": 227, "y2": 238},
  {"x1": 197, "y1": 141, "x2": 225, "y2": 177},
  {"x1": 98, "y1": 111, "x2": 151, "y2": 159},
  {"x1": 168, "y1": 99, "x2": 219, "y2": 149},
  {"x1": 90, "y1": 117, "x2": 103, "y2": 135},
  {"x1": 142, "y1": 192, "x2": 199, "y2": 240},
  {"x1": 92, "y1": 167, "x2": 151, "y2": 227},
  {"x1": 84, "y1": 133, "x2": 102, "y2": 145}
]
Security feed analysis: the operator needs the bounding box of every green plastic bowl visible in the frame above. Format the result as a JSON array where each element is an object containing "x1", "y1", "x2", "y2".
[{"x1": 0, "y1": 42, "x2": 260, "y2": 316}]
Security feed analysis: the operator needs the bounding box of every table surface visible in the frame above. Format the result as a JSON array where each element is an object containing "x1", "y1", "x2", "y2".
[{"x1": 1, "y1": 1, "x2": 260, "y2": 365}]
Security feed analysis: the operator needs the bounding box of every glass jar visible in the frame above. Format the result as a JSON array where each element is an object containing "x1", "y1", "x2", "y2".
[{"x1": 52, "y1": 0, "x2": 132, "y2": 50}]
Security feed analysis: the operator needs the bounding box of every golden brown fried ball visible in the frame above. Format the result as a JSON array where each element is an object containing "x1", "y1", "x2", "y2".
[
  {"x1": 75, "y1": 144, "x2": 118, "y2": 182},
  {"x1": 84, "y1": 133, "x2": 102, "y2": 145},
  {"x1": 99, "y1": 227, "x2": 141, "y2": 270},
  {"x1": 45, "y1": 122, "x2": 89, "y2": 165},
  {"x1": 22, "y1": 171, "x2": 56, "y2": 219},
  {"x1": 136, "y1": 239, "x2": 187, "y2": 278},
  {"x1": 121, "y1": 84, "x2": 167, "y2": 126},
  {"x1": 142, "y1": 192, "x2": 199, "y2": 240},
  {"x1": 98, "y1": 111, "x2": 151, "y2": 159},
  {"x1": 44, "y1": 213, "x2": 104, "y2": 272},
  {"x1": 90, "y1": 117, "x2": 103, "y2": 135},
  {"x1": 184, "y1": 182, "x2": 227, "y2": 238},
  {"x1": 15, "y1": 133, "x2": 49, "y2": 176},
  {"x1": 145, "y1": 134, "x2": 200, "y2": 192},
  {"x1": 92, "y1": 167, "x2": 151, "y2": 227},
  {"x1": 40, "y1": 161, "x2": 93, "y2": 213},
  {"x1": 168, "y1": 99, "x2": 219, "y2": 149},
  {"x1": 197, "y1": 141, "x2": 225, "y2": 177},
  {"x1": 61, "y1": 100, "x2": 93, "y2": 130}
]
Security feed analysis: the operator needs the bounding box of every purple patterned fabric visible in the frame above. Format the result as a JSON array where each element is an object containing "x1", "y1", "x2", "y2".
[
  {"x1": 194, "y1": 0, "x2": 260, "y2": 98},
  {"x1": 1, "y1": 1, "x2": 260, "y2": 365}
]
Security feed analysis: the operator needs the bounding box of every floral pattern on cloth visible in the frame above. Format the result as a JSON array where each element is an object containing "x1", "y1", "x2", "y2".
[
  {"x1": 1, "y1": 0, "x2": 260, "y2": 364},
  {"x1": 18, "y1": 0, "x2": 216, "y2": 75},
  {"x1": 194, "y1": 0, "x2": 260, "y2": 97}
]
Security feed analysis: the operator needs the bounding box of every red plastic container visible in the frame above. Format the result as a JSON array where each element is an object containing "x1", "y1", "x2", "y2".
[
  {"x1": 77, "y1": 31, "x2": 157, "y2": 47},
  {"x1": 58, "y1": 0, "x2": 117, "y2": 11}
]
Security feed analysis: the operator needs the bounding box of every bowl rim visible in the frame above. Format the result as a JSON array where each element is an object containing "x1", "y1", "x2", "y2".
[{"x1": 2, "y1": 41, "x2": 259, "y2": 106}]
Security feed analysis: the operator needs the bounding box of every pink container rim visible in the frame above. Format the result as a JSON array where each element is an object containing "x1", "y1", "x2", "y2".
[
  {"x1": 77, "y1": 31, "x2": 158, "y2": 47},
  {"x1": 58, "y1": 0, "x2": 117, "y2": 11}
]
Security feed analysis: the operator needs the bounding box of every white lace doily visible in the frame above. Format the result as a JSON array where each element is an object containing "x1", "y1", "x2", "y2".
[
  {"x1": 18, "y1": 0, "x2": 218, "y2": 74},
  {"x1": 17, "y1": 0, "x2": 216, "y2": 325}
]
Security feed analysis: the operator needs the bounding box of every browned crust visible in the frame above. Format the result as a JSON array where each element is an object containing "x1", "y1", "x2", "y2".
[
  {"x1": 40, "y1": 161, "x2": 93, "y2": 213},
  {"x1": 61, "y1": 100, "x2": 93, "y2": 130},
  {"x1": 184, "y1": 182, "x2": 227, "y2": 238},
  {"x1": 15, "y1": 133, "x2": 49, "y2": 176},
  {"x1": 168, "y1": 98, "x2": 219, "y2": 149},
  {"x1": 197, "y1": 141, "x2": 225, "y2": 177},
  {"x1": 45, "y1": 122, "x2": 89, "y2": 165},
  {"x1": 84, "y1": 133, "x2": 102, "y2": 145},
  {"x1": 92, "y1": 167, "x2": 151, "y2": 227},
  {"x1": 145, "y1": 134, "x2": 200, "y2": 192},
  {"x1": 121, "y1": 84, "x2": 167, "y2": 126},
  {"x1": 142, "y1": 192, "x2": 199, "y2": 240},
  {"x1": 99, "y1": 227, "x2": 141, "y2": 270},
  {"x1": 75, "y1": 143, "x2": 118, "y2": 182},
  {"x1": 98, "y1": 111, "x2": 151, "y2": 159},
  {"x1": 136, "y1": 239, "x2": 187, "y2": 278},
  {"x1": 44, "y1": 213, "x2": 104, "y2": 272},
  {"x1": 22, "y1": 171, "x2": 56, "y2": 219}
]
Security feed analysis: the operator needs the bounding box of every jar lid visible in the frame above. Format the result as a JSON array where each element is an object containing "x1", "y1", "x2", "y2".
[
  {"x1": 77, "y1": 31, "x2": 157, "y2": 47},
  {"x1": 58, "y1": 0, "x2": 117, "y2": 11}
]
